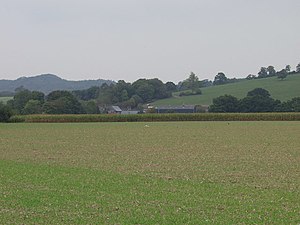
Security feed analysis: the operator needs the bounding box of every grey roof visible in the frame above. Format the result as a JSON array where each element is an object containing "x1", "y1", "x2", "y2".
[
  {"x1": 111, "y1": 106, "x2": 122, "y2": 112},
  {"x1": 156, "y1": 105, "x2": 195, "y2": 110},
  {"x1": 121, "y1": 111, "x2": 139, "y2": 115}
]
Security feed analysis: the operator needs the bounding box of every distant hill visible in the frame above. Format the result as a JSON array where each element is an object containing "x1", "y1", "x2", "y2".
[
  {"x1": 152, "y1": 73, "x2": 300, "y2": 106},
  {"x1": 0, "y1": 74, "x2": 114, "y2": 94}
]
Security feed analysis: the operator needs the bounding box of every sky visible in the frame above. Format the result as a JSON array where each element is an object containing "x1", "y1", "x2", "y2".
[{"x1": 1, "y1": 0, "x2": 299, "y2": 83}]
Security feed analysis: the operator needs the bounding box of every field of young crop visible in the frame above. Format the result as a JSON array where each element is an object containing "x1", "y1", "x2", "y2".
[
  {"x1": 1, "y1": 122, "x2": 299, "y2": 224},
  {"x1": 9, "y1": 112, "x2": 300, "y2": 123}
]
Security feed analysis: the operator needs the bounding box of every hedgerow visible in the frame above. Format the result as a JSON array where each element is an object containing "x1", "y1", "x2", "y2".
[{"x1": 8, "y1": 113, "x2": 300, "y2": 123}]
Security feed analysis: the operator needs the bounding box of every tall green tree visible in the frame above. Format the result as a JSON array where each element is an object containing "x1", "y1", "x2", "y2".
[
  {"x1": 258, "y1": 67, "x2": 268, "y2": 78},
  {"x1": 247, "y1": 88, "x2": 271, "y2": 98},
  {"x1": 239, "y1": 88, "x2": 279, "y2": 112},
  {"x1": 0, "y1": 102, "x2": 13, "y2": 122},
  {"x1": 135, "y1": 83, "x2": 155, "y2": 102},
  {"x1": 10, "y1": 89, "x2": 44, "y2": 114},
  {"x1": 296, "y1": 63, "x2": 300, "y2": 73},
  {"x1": 186, "y1": 72, "x2": 200, "y2": 92},
  {"x1": 12, "y1": 90, "x2": 32, "y2": 113},
  {"x1": 81, "y1": 100, "x2": 99, "y2": 114},
  {"x1": 23, "y1": 100, "x2": 43, "y2": 114},
  {"x1": 132, "y1": 78, "x2": 169, "y2": 102},
  {"x1": 277, "y1": 69, "x2": 288, "y2": 80},
  {"x1": 148, "y1": 78, "x2": 170, "y2": 99},
  {"x1": 14, "y1": 86, "x2": 27, "y2": 93},
  {"x1": 209, "y1": 95, "x2": 239, "y2": 112},
  {"x1": 267, "y1": 66, "x2": 276, "y2": 76},
  {"x1": 97, "y1": 83, "x2": 117, "y2": 106},
  {"x1": 246, "y1": 74, "x2": 256, "y2": 80},
  {"x1": 44, "y1": 91, "x2": 83, "y2": 114},
  {"x1": 165, "y1": 82, "x2": 177, "y2": 92},
  {"x1": 115, "y1": 80, "x2": 135, "y2": 102},
  {"x1": 120, "y1": 90, "x2": 129, "y2": 102},
  {"x1": 73, "y1": 86, "x2": 100, "y2": 101},
  {"x1": 213, "y1": 72, "x2": 228, "y2": 85},
  {"x1": 288, "y1": 97, "x2": 300, "y2": 112},
  {"x1": 279, "y1": 97, "x2": 300, "y2": 112}
]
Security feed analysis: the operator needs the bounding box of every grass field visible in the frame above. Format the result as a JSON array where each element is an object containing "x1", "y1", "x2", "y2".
[
  {"x1": 0, "y1": 96, "x2": 13, "y2": 104},
  {"x1": 153, "y1": 73, "x2": 300, "y2": 106},
  {"x1": 1, "y1": 122, "x2": 300, "y2": 224}
]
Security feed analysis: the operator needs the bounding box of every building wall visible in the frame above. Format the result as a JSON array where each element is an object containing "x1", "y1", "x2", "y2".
[{"x1": 157, "y1": 109, "x2": 195, "y2": 114}]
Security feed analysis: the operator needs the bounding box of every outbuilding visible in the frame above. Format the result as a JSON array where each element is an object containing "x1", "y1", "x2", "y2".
[
  {"x1": 121, "y1": 110, "x2": 140, "y2": 115},
  {"x1": 107, "y1": 105, "x2": 122, "y2": 114},
  {"x1": 156, "y1": 105, "x2": 196, "y2": 113}
]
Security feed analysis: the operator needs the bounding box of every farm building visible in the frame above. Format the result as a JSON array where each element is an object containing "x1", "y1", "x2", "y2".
[
  {"x1": 156, "y1": 105, "x2": 196, "y2": 113},
  {"x1": 105, "y1": 105, "x2": 140, "y2": 114},
  {"x1": 121, "y1": 110, "x2": 140, "y2": 115},
  {"x1": 107, "y1": 106, "x2": 122, "y2": 114}
]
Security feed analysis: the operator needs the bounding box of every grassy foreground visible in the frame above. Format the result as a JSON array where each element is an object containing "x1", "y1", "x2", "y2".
[
  {"x1": 1, "y1": 122, "x2": 300, "y2": 224},
  {"x1": 153, "y1": 73, "x2": 300, "y2": 106}
]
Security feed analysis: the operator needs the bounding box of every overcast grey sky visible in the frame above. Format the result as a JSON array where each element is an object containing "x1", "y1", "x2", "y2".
[{"x1": 1, "y1": 0, "x2": 299, "y2": 83}]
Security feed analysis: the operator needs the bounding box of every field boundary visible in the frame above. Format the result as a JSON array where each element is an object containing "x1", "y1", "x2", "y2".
[{"x1": 8, "y1": 113, "x2": 300, "y2": 123}]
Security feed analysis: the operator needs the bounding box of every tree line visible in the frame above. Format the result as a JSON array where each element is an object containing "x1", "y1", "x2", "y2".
[
  {"x1": 209, "y1": 88, "x2": 300, "y2": 113},
  {"x1": 213, "y1": 63, "x2": 300, "y2": 86},
  {"x1": 175, "y1": 62, "x2": 300, "y2": 92},
  {"x1": 2, "y1": 78, "x2": 178, "y2": 117}
]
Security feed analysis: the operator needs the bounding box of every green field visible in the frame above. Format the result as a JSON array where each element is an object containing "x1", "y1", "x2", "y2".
[
  {"x1": 153, "y1": 73, "x2": 300, "y2": 106},
  {"x1": 0, "y1": 96, "x2": 13, "y2": 104},
  {"x1": 1, "y1": 122, "x2": 300, "y2": 224}
]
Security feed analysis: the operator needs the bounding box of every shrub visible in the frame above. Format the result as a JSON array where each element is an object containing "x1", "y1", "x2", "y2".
[
  {"x1": 0, "y1": 103, "x2": 14, "y2": 122},
  {"x1": 179, "y1": 89, "x2": 202, "y2": 96}
]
